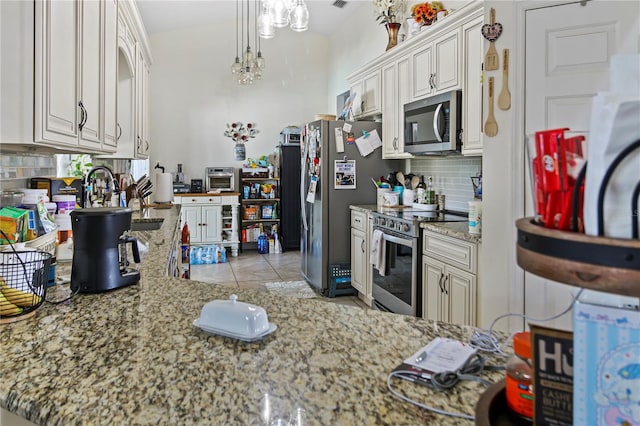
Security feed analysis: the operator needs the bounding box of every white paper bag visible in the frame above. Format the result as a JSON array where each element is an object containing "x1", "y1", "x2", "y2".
[{"x1": 583, "y1": 54, "x2": 640, "y2": 238}]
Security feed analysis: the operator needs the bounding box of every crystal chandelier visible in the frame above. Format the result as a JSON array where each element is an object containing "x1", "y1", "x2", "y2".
[
  {"x1": 231, "y1": 0, "x2": 309, "y2": 85},
  {"x1": 259, "y1": 0, "x2": 309, "y2": 38},
  {"x1": 231, "y1": 0, "x2": 267, "y2": 85}
]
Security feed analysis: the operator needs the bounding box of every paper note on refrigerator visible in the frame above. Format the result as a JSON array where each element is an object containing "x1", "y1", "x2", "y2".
[
  {"x1": 334, "y1": 128, "x2": 344, "y2": 153},
  {"x1": 306, "y1": 175, "x2": 318, "y2": 203},
  {"x1": 355, "y1": 129, "x2": 382, "y2": 157}
]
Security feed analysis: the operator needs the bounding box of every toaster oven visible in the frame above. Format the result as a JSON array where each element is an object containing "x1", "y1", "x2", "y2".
[{"x1": 206, "y1": 167, "x2": 236, "y2": 193}]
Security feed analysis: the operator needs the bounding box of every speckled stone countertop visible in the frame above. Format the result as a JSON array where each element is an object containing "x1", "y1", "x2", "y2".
[
  {"x1": 1, "y1": 206, "x2": 503, "y2": 425},
  {"x1": 350, "y1": 204, "x2": 481, "y2": 243}
]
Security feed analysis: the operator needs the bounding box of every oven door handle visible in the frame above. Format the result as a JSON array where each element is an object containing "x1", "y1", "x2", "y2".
[
  {"x1": 381, "y1": 232, "x2": 412, "y2": 247},
  {"x1": 433, "y1": 103, "x2": 443, "y2": 142}
]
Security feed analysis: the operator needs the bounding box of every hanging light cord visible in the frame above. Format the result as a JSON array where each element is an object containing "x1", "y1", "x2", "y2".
[{"x1": 235, "y1": 0, "x2": 239, "y2": 59}]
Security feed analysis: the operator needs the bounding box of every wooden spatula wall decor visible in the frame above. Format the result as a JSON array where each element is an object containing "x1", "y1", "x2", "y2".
[
  {"x1": 498, "y1": 49, "x2": 511, "y2": 110},
  {"x1": 482, "y1": 8, "x2": 502, "y2": 71},
  {"x1": 484, "y1": 77, "x2": 498, "y2": 137}
]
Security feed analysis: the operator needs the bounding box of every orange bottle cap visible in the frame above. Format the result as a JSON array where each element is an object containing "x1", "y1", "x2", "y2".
[{"x1": 513, "y1": 331, "x2": 531, "y2": 359}]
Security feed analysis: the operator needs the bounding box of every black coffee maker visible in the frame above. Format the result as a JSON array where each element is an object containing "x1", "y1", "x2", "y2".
[{"x1": 70, "y1": 207, "x2": 141, "y2": 293}]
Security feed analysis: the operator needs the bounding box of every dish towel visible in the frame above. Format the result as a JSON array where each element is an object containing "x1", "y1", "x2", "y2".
[{"x1": 370, "y1": 229, "x2": 386, "y2": 276}]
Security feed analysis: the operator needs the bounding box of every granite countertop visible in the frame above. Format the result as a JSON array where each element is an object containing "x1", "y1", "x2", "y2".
[
  {"x1": 350, "y1": 205, "x2": 481, "y2": 243},
  {"x1": 1, "y1": 206, "x2": 503, "y2": 425}
]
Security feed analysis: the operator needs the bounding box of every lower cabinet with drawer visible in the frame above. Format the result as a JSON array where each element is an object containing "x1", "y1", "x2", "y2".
[
  {"x1": 176, "y1": 195, "x2": 240, "y2": 257},
  {"x1": 350, "y1": 208, "x2": 373, "y2": 306},
  {"x1": 421, "y1": 230, "x2": 477, "y2": 326}
]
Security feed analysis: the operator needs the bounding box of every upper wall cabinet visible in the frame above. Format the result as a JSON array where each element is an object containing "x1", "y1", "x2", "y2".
[
  {"x1": 349, "y1": 70, "x2": 381, "y2": 119},
  {"x1": 0, "y1": 0, "x2": 151, "y2": 156},
  {"x1": 461, "y1": 16, "x2": 484, "y2": 156},
  {"x1": 344, "y1": 2, "x2": 483, "y2": 158},
  {"x1": 381, "y1": 55, "x2": 413, "y2": 159},
  {"x1": 412, "y1": 28, "x2": 461, "y2": 101},
  {"x1": 99, "y1": 1, "x2": 152, "y2": 160}
]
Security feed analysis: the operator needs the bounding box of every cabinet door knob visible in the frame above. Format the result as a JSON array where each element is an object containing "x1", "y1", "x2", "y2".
[
  {"x1": 438, "y1": 273, "x2": 444, "y2": 293},
  {"x1": 361, "y1": 240, "x2": 365, "y2": 252},
  {"x1": 443, "y1": 276, "x2": 449, "y2": 295}
]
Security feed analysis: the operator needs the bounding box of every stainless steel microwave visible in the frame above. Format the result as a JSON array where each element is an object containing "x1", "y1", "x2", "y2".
[{"x1": 403, "y1": 90, "x2": 462, "y2": 154}]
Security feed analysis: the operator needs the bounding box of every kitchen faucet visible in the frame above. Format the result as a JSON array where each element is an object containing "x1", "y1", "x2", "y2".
[{"x1": 83, "y1": 165, "x2": 119, "y2": 208}]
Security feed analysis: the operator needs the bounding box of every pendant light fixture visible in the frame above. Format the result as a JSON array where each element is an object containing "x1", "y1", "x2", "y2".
[
  {"x1": 231, "y1": 0, "x2": 308, "y2": 84},
  {"x1": 230, "y1": 0, "x2": 242, "y2": 74},
  {"x1": 289, "y1": 0, "x2": 309, "y2": 32}
]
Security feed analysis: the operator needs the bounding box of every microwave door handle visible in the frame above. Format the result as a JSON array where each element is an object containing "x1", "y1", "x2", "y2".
[{"x1": 433, "y1": 103, "x2": 443, "y2": 142}]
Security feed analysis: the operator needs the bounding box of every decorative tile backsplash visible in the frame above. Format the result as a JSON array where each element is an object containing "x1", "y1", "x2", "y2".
[
  {"x1": 0, "y1": 153, "x2": 57, "y2": 189},
  {"x1": 409, "y1": 156, "x2": 482, "y2": 212}
]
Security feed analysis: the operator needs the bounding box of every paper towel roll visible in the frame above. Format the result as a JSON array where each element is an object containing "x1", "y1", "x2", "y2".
[{"x1": 155, "y1": 172, "x2": 173, "y2": 203}]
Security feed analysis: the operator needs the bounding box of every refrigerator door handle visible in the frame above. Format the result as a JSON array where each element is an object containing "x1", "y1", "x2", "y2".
[{"x1": 301, "y1": 141, "x2": 309, "y2": 231}]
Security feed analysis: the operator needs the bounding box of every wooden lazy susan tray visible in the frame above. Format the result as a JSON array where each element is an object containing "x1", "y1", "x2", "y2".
[{"x1": 516, "y1": 218, "x2": 640, "y2": 297}]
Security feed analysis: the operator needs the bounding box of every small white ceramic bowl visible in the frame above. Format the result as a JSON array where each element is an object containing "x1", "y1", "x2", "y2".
[
  {"x1": 198, "y1": 294, "x2": 270, "y2": 337},
  {"x1": 412, "y1": 202, "x2": 438, "y2": 211}
]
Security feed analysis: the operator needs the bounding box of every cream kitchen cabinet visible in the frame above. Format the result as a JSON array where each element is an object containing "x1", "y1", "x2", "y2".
[
  {"x1": 381, "y1": 54, "x2": 413, "y2": 159},
  {"x1": 97, "y1": 1, "x2": 153, "y2": 160},
  {"x1": 0, "y1": 0, "x2": 149, "y2": 155},
  {"x1": 348, "y1": 70, "x2": 381, "y2": 119},
  {"x1": 461, "y1": 15, "x2": 484, "y2": 156},
  {"x1": 103, "y1": 0, "x2": 119, "y2": 150},
  {"x1": 176, "y1": 195, "x2": 240, "y2": 257},
  {"x1": 350, "y1": 209, "x2": 373, "y2": 306},
  {"x1": 422, "y1": 230, "x2": 477, "y2": 326},
  {"x1": 412, "y1": 28, "x2": 461, "y2": 101}
]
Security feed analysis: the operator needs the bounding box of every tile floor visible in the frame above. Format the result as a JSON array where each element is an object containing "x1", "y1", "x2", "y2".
[{"x1": 190, "y1": 250, "x2": 370, "y2": 309}]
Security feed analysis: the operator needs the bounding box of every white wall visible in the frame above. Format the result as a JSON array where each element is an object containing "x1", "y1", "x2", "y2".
[{"x1": 148, "y1": 21, "x2": 329, "y2": 182}]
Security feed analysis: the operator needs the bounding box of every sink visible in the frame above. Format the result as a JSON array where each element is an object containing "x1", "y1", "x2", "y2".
[{"x1": 130, "y1": 219, "x2": 163, "y2": 231}]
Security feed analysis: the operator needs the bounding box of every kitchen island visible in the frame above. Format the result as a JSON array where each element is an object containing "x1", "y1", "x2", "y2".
[{"x1": 1, "y1": 206, "x2": 505, "y2": 425}]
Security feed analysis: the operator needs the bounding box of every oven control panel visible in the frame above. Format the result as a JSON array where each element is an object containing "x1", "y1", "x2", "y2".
[{"x1": 373, "y1": 215, "x2": 416, "y2": 236}]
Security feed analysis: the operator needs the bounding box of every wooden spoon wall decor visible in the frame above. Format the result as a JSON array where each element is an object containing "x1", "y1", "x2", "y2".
[
  {"x1": 484, "y1": 77, "x2": 498, "y2": 137},
  {"x1": 498, "y1": 49, "x2": 511, "y2": 110},
  {"x1": 482, "y1": 8, "x2": 502, "y2": 71}
]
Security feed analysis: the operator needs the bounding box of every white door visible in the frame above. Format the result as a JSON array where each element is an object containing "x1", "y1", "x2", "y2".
[
  {"x1": 422, "y1": 257, "x2": 445, "y2": 321},
  {"x1": 524, "y1": 1, "x2": 639, "y2": 330},
  {"x1": 202, "y1": 205, "x2": 222, "y2": 243},
  {"x1": 103, "y1": 0, "x2": 118, "y2": 150},
  {"x1": 433, "y1": 29, "x2": 460, "y2": 93},
  {"x1": 35, "y1": 0, "x2": 79, "y2": 146},
  {"x1": 78, "y1": 0, "x2": 102, "y2": 149},
  {"x1": 350, "y1": 227, "x2": 366, "y2": 293},
  {"x1": 412, "y1": 44, "x2": 434, "y2": 99},
  {"x1": 446, "y1": 267, "x2": 476, "y2": 326},
  {"x1": 182, "y1": 206, "x2": 201, "y2": 243}
]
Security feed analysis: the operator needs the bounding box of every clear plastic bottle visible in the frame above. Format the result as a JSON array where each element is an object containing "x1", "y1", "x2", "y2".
[{"x1": 505, "y1": 331, "x2": 534, "y2": 424}]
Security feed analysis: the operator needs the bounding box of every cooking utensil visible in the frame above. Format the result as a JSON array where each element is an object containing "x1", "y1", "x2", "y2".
[
  {"x1": 387, "y1": 173, "x2": 398, "y2": 187},
  {"x1": 484, "y1": 77, "x2": 498, "y2": 137},
  {"x1": 498, "y1": 49, "x2": 511, "y2": 110},
  {"x1": 411, "y1": 175, "x2": 419, "y2": 190},
  {"x1": 396, "y1": 172, "x2": 405, "y2": 188},
  {"x1": 371, "y1": 177, "x2": 380, "y2": 188},
  {"x1": 483, "y1": 8, "x2": 501, "y2": 71}
]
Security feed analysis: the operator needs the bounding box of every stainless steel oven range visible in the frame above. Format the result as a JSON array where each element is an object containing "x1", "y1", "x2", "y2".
[{"x1": 370, "y1": 209, "x2": 467, "y2": 317}]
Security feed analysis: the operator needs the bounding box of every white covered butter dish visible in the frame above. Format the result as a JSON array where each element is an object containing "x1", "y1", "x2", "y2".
[{"x1": 196, "y1": 294, "x2": 271, "y2": 338}]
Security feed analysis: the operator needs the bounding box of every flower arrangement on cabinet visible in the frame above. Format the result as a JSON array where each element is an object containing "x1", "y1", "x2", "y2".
[
  {"x1": 372, "y1": 0, "x2": 407, "y2": 25},
  {"x1": 411, "y1": 1, "x2": 444, "y2": 26},
  {"x1": 223, "y1": 122, "x2": 259, "y2": 144}
]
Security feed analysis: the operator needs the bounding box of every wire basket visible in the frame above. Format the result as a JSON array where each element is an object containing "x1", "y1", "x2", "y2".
[{"x1": 0, "y1": 250, "x2": 52, "y2": 323}]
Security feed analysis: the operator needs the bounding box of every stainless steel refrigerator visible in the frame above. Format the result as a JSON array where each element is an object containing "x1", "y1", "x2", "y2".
[{"x1": 300, "y1": 120, "x2": 399, "y2": 295}]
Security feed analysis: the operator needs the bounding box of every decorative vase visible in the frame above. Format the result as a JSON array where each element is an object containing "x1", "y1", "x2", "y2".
[
  {"x1": 234, "y1": 143, "x2": 246, "y2": 161},
  {"x1": 385, "y1": 22, "x2": 401, "y2": 51}
]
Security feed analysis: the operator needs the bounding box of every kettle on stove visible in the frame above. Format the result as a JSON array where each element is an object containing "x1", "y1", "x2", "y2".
[{"x1": 70, "y1": 207, "x2": 141, "y2": 293}]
